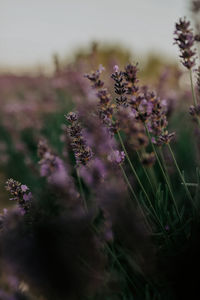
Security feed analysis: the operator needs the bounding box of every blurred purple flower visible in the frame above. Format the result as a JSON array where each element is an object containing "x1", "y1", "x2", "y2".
[{"x1": 108, "y1": 150, "x2": 125, "y2": 165}]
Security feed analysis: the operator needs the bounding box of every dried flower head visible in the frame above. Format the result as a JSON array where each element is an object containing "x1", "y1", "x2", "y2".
[
  {"x1": 84, "y1": 65, "x2": 104, "y2": 88},
  {"x1": 37, "y1": 139, "x2": 79, "y2": 202},
  {"x1": 174, "y1": 17, "x2": 196, "y2": 69},
  {"x1": 107, "y1": 150, "x2": 125, "y2": 165},
  {"x1": 123, "y1": 63, "x2": 139, "y2": 95},
  {"x1": 111, "y1": 65, "x2": 127, "y2": 107},
  {"x1": 66, "y1": 112, "x2": 93, "y2": 166},
  {"x1": 85, "y1": 66, "x2": 117, "y2": 133},
  {"x1": 152, "y1": 131, "x2": 175, "y2": 147},
  {"x1": 5, "y1": 179, "x2": 32, "y2": 213},
  {"x1": 117, "y1": 108, "x2": 149, "y2": 150}
]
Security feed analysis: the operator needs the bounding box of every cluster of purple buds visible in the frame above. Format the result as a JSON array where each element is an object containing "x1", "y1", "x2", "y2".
[
  {"x1": 38, "y1": 139, "x2": 79, "y2": 200},
  {"x1": 111, "y1": 63, "x2": 140, "y2": 111},
  {"x1": 117, "y1": 108, "x2": 149, "y2": 150},
  {"x1": 5, "y1": 178, "x2": 32, "y2": 213},
  {"x1": 174, "y1": 17, "x2": 196, "y2": 69},
  {"x1": 66, "y1": 112, "x2": 93, "y2": 166},
  {"x1": 97, "y1": 89, "x2": 116, "y2": 129},
  {"x1": 130, "y1": 89, "x2": 156, "y2": 123},
  {"x1": 123, "y1": 63, "x2": 139, "y2": 96},
  {"x1": 111, "y1": 63, "x2": 140, "y2": 109},
  {"x1": 113, "y1": 64, "x2": 173, "y2": 148},
  {"x1": 85, "y1": 66, "x2": 117, "y2": 133},
  {"x1": 38, "y1": 139, "x2": 63, "y2": 178},
  {"x1": 147, "y1": 94, "x2": 168, "y2": 136},
  {"x1": 84, "y1": 65, "x2": 104, "y2": 88},
  {"x1": 130, "y1": 122, "x2": 149, "y2": 150},
  {"x1": 189, "y1": 104, "x2": 200, "y2": 119},
  {"x1": 79, "y1": 158, "x2": 107, "y2": 188},
  {"x1": 152, "y1": 131, "x2": 175, "y2": 147},
  {"x1": 113, "y1": 65, "x2": 165, "y2": 127},
  {"x1": 111, "y1": 65, "x2": 127, "y2": 107},
  {"x1": 107, "y1": 150, "x2": 125, "y2": 165}
]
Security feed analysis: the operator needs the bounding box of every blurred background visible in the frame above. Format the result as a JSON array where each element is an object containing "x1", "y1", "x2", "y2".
[
  {"x1": 0, "y1": 0, "x2": 189, "y2": 73},
  {"x1": 2, "y1": 1, "x2": 200, "y2": 299},
  {"x1": 0, "y1": 0, "x2": 197, "y2": 203}
]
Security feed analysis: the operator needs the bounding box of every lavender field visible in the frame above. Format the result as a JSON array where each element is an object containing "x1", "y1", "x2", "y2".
[{"x1": 1, "y1": 1, "x2": 200, "y2": 299}]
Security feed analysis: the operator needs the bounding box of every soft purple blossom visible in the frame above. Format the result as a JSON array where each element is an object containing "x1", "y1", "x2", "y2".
[
  {"x1": 5, "y1": 179, "x2": 32, "y2": 212},
  {"x1": 23, "y1": 192, "x2": 32, "y2": 202},
  {"x1": 108, "y1": 150, "x2": 125, "y2": 165},
  {"x1": 174, "y1": 17, "x2": 196, "y2": 69},
  {"x1": 21, "y1": 185, "x2": 29, "y2": 192}
]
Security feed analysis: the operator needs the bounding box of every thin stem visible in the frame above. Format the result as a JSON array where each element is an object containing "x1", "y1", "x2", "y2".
[
  {"x1": 76, "y1": 168, "x2": 88, "y2": 212},
  {"x1": 158, "y1": 147, "x2": 172, "y2": 189},
  {"x1": 145, "y1": 125, "x2": 181, "y2": 222},
  {"x1": 136, "y1": 150, "x2": 156, "y2": 196},
  {"x1": 117, "y1": 131, "x2": 150, "y2": 202},
  {"x1": 167, "y1": 143, "x2": 195, "y2": 208},
  {"x1": 91, "y1": 224, "x2": 138, "y2": 291},
  {"x1": 117, "y1": 130, "x2": 166, "y2": 232},
  {"x1": 119, "y1": 163, "x2": 152, "y2": 233},
  {"x1": 109, "y1": 142, "x2": 152, "y2": 231},
  {"x1": 119, "y1": 163, "x2": 138, "y2": 202},
  {"x1": 149, "y1": 167, "x2": 158, "y2": 190},
  {"x1": 189, "y1": 69, "x2": 198, "y2": 107},
  {"x1": 105, "y1": 244, "x2": 138, "y2": 291}
]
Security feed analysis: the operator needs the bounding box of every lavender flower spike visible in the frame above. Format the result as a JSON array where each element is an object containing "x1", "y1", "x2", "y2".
[
  {"x1": 174, "y1": 17, "x2": 196, "y2": 69},
  {"x1": 66, "y1": 112, "x2": 93, "y2": 166},
  {"x1": 111, "y1": 65, "x2": 127, "y2": 107},
  {"x1": 108, "y1": 150, "x2": 125, "y2": 165},
  {"x1": 5, "y1": 178, "x2": 32, "y2": 213}
]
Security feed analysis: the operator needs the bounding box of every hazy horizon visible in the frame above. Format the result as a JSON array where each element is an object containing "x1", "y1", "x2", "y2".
[{"x1": 0, "y1": 0, "x2": 189, "y2": 71}]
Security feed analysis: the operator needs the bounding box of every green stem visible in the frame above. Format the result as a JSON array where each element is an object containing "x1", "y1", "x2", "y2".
[
  {"x1": 119, "y1": 163, "x2": 152, "y2": 232},
  {"x1": 91, "y1": 224, "x2": 138, "y2": 291},
  {"x1": 109, "y1": 142, "x2": 152, "y2": 231},
  {"x1": 149, "y1": 167, "x2": 158, "y2": 191},
  {"x1": 167, "y1": 143, "x2": 195, "y2": 208},
  {"x1": 136, "y1": 150, "x2": 156, "y2": 196},
  {"x1": 119, "y1": 163, "x2": 138, "y2": 202},
  {"x1": 117, "y1": 131, "x2": 150, "y2": 202},
  {"x1": 189, "y1": 69, "x2": 198, "y2": 107},
  {"x1": 158, "y1": 147, "x2": 172, "y2": 189},
  {"x1": 145, "y1": 126, "x2": 181, "y2": 222},
  {"x1": 76, "y1": 168, "x2": 88, "y2": 212},
  {"x1": 117, "y1": 131, "x2": 166, "y2": 232}
]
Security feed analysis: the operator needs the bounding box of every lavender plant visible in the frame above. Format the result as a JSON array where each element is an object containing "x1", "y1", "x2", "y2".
[{"x1": 1, "y1": 11, "x2": 200, "y2": 300}]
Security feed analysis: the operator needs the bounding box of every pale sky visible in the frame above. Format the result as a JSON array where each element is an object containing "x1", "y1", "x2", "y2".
[{"x1": 0, "y1": 0, "x2": 189, "y2": 70}]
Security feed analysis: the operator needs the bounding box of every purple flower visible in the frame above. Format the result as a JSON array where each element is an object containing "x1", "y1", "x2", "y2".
[
  {"x1": 23, "y1": 192, "x2": 32, "y2": 202},
  {"x1": 108, "y1": 150, "x2": 125, "y2": 165},
  {"x1": 66, "y1": 112, "x2": 93, "y2": 166},
  {"x1": 37, "y1": 139, "x2": 79, "y2": 200},
  {"x1": 174, "y1": 17, "x2": 196, "y2": 69},
  {"x1": 113, "y1": 65, "x2": 119, "y2": 73},
  {"x1": 111, "y1": 65, "x2": 128, "y2": 107},
  {"x1": 21, "y1": 184, "x2": 29, "y2": 192},
  {"x1": 5, "y1": 179, "x2": 32, "y2": 212},
  {"x1": 79, "y1": 158, "x2": 107, "y2": 188}
]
